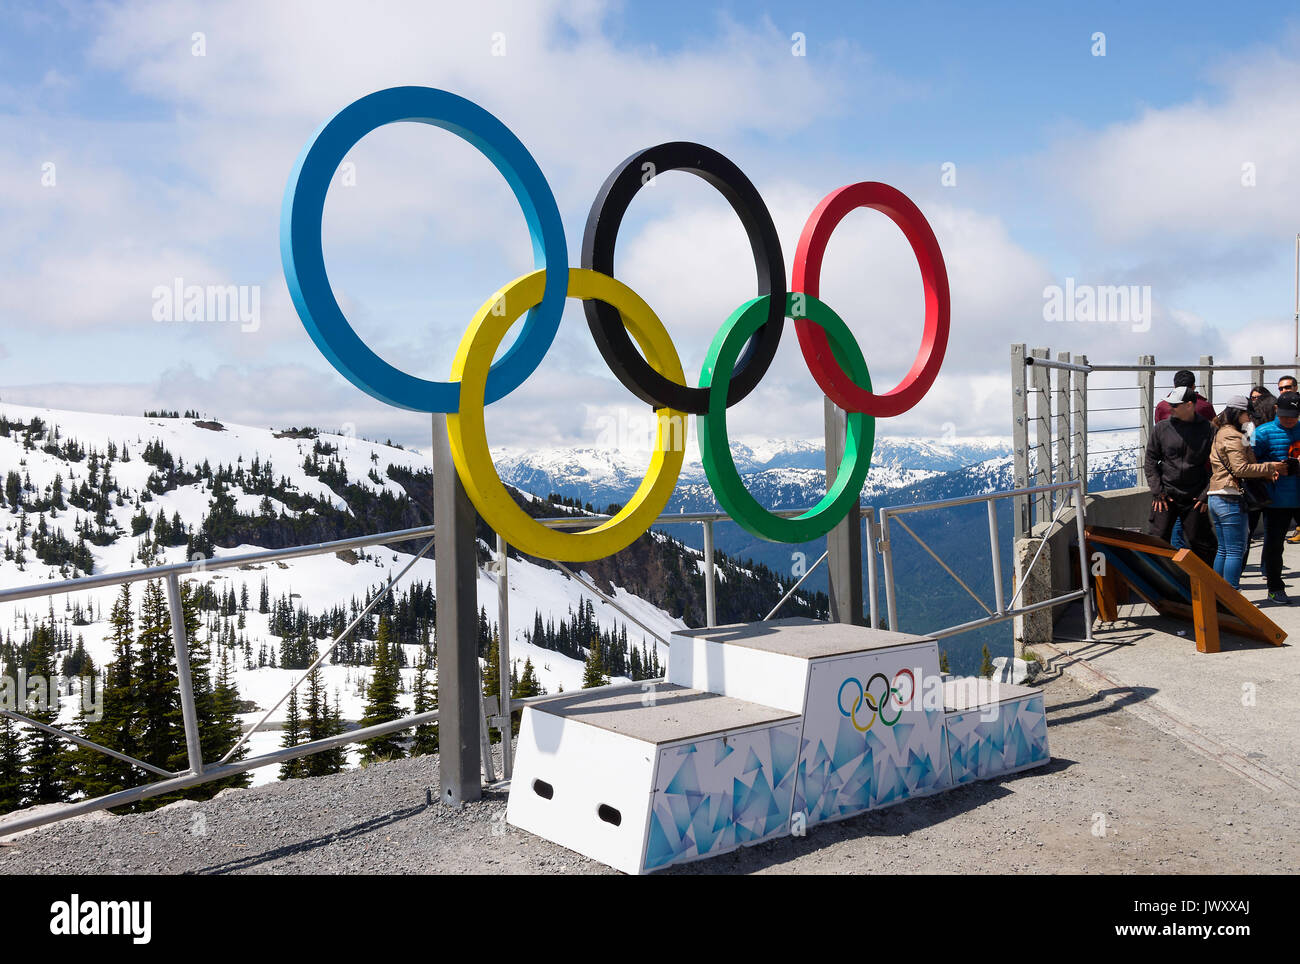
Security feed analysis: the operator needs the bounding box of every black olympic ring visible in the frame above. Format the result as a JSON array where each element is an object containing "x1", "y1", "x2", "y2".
[{"x1": 581, "y1": 141, "x2": 787, "y2": 415}]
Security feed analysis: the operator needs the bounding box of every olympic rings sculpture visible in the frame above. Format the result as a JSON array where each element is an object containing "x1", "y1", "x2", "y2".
[
  {"x1": 837, "y1": 670, "x2": 915, "y2": 733},
  {"x1": 282, "y1": 87, "x2": 950, "y2": 562}
]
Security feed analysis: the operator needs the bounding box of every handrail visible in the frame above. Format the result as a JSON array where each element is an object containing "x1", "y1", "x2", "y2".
[{"x1": 877, "y1": 479, "x2": 1093, "y2": 647}]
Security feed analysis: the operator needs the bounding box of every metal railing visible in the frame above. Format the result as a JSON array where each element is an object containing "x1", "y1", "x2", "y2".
[
  {"x1": 877, "y1": 479, "x2": 1093, "y2": 645},
  {"x1": 1012, "y1": 347, "x2": 1299, "y2": 538},
  {"x1": 0, "y1": 502, "x2": 855, "y2": 836}
]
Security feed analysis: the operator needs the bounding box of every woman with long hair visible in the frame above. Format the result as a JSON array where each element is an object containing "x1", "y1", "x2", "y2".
[{"x1": 1209, "y1": 396, "x2": 1286, "y2": 588}]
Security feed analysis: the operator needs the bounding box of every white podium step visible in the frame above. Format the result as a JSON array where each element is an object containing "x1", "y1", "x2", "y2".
[
  {"x1": 507, "y1": 619, "x2": 1052, "y2": 873},
  {"x1": 671, "y1": 617, "x2": 951, "y2": 825},
  {"x1": 506, "y1": 684, "x2": 800, "y2": 874}
]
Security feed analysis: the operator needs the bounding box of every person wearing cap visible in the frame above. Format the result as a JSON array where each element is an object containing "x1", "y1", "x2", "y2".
[
  {"x1": 1154, "y1": 370, "x2": 1216, "y2": 423},
  {"x1": 1144, "y1": 385, "x2": 1217, "y2": 564},
  {"x1": 1208, "y1": 396, "x2": 1285, "y2": 589},
  {"x1": 1254, "y1": 390, "x2": 1300, "y2": 603}
]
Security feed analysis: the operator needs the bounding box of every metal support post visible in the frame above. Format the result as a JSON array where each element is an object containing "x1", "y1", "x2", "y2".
[
  {"x1": 1200, "y1": 354, "x2": 1214, "y2": 408},
  {"x1": 864, "y1": 516, "x2": 879, "y2": 629},
  {"x1": 164, "y1": 573, "x2": 204, "y2": 776},
  {"x1": 824, "y1": 396, "x2": 864, "y2": 625},
  {"x1": 495, "y1": 533, "x2": 512, "y2": 778},
  {"x1": 1031, "y1": 347, "x2": 1051, "y2": 526},
  {"x1": 1074, "y1": 353, "x2": 1088, "y2": 499},
  {"x1": 701, "y1": 520, "x2": 717, "y2": 627},
  {"x1": 1011, "y1": 344, "x2": 1030, "y2": 539},
  {"x1": 1137, "y1": 354, "x2": 1155, "y2": 483},
  {"x1": 987, "y1": 501, "x2": 1005, "y2": 614},
  {"x1": 1251, "y1": 355, "x2": 1265, "y2": 392},
  {"x1": 1073, "y1": 479, "x2": 1095, "y2": 642},
  {"x1": 432, "y1": 414, "x2": 481, "y2": 805},
  {"x1": 1055, "y1": 351, "x2": 1072, "y2": 508},
  {"x1": 880, "y1": 512, "x2": 898, "y2": 633}
]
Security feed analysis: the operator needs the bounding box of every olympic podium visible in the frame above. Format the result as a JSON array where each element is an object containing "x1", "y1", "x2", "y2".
[{"x1": 506, "y1": 617, "x2": 1051, "y2": 873}]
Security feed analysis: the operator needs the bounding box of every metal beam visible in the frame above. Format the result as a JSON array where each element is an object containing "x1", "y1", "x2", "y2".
[
  {"x1": 1011, "y1": 344, "x2": 1030, "y2": 539},
  {"x1": 432, "y1": 414, "x2": 481, "y2": 806},
  {"x1": 824, "y1": 396, "x2": 864, "y2": 625},
  {"x1": 1137, "y1": 354, "x2": 1155, "y2": 484},
  {"x1": 165, "y1": 574, "x2": 204, "y2": 776},
  {"x1": 1074, "y1": 353, "x2": 1088, "y2": 499},
  {"x1": 1031, "y1": 347, "x2": 1051, "y2": 525}
]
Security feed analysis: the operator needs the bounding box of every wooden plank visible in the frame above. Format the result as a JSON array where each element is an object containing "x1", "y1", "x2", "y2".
[
  {"x1": 1172, "y1": 549, "x2": 1287, "y2": 647},
  {"x1": 1160, "y1": 601, "x2": 1280, "y2": 647},
  {"x1": 1188, "y1": 573, "x2": 1221, "y2": 654},
  {"x1": 1084, "y1": 525, "x2": 1179, "y2": 558},
  {"x1": 1094, "y1": 561, "x2": 1126, "y2": 622}
]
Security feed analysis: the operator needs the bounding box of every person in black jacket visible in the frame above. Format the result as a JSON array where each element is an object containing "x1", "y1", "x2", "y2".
[{"x1": 1145, "y1": 386, "x2": 1217, "y2": 564}]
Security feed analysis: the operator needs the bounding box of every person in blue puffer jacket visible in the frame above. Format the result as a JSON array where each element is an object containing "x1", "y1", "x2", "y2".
[{"x1": 1253, "y1": 390, "x2": 1300, "y2": 603}]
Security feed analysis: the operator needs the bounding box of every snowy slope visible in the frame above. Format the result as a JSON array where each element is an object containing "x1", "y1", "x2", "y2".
[{"x1": 0, "y1": 403, "x2": 686, "y2": 786}]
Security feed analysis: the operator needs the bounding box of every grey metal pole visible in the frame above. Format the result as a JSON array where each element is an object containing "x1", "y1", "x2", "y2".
[
  {"x1": 1200, "y1": 354, "x2": 1214, "y2": 408},
  {"x1": 1031, "y1": 347, "x2": 1051, "y2": 526},
  {"x1": 164, "y1": 574, "x2": 204, "y2": 776},
  {"x1": 824, "y1": 396, "x2": 864, "y2": 625},
  {"x1": 1251, "y1": 354, "x2": 1265, "y2": 392},
  {"x1": 432, "y1": 414, "x2": 481, "y2": 805},
  {"x1": 1074, "y1": 353, "x2": 1088, "y2": 499},
  {"x1": 496, "y1": 533, "x2": 512, "y2": 778},
  {"x1": 1055, "y1": 351, "x2": 1072, "y2": 508},
  {"x1": 880, "y1": 511, "x2": 898, "y2": 632},
  {"x1": 864, "y1": 515, "x2": 879, "y2": 629},
  {"x1": 987, "y1": 500, "x2": 1005, "y2": 614},
  {"x1": 1074, "y1": 478, "x2": 1095, "y2": 642},
  {"x1": 1011, "y1": 344, "x2": 1030, "y2": 539},
  {"x1": 701, "y1": 520, "x2": 716, "y2": 627},
  {"x1": 1138, "y1": 354, "x2": 1155, "y2": 486}
]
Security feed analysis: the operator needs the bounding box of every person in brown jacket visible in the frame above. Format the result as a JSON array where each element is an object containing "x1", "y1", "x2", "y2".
[{"x1": 1208, "y1": 395, "x2": 1286, "y2": 589}]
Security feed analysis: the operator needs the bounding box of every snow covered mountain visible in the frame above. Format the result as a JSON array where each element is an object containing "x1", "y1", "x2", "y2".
[
  {"x1": 494, "y1": 434, "x2": 1014, "y2": 508},
  {"x1": 0, "y1": 403, "x2": 707, "y2": 785}
]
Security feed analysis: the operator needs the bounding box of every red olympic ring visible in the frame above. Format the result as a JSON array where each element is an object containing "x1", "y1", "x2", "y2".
[{"x1": 792, "y1": 182, "x2": 951, "y2": 417}]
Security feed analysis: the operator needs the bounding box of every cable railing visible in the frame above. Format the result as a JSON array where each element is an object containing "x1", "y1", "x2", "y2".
[{"x1": 1013, "y1": 347, "x2": 1300, "y2": 536}]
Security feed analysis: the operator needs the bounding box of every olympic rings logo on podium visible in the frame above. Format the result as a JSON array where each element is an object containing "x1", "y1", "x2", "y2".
[
  {"x1": 281, "y1": 87, "x2": 950, "y2": 562},
  {"x1": 837, "y1": 669, "x2": 915, "y2": 733}
]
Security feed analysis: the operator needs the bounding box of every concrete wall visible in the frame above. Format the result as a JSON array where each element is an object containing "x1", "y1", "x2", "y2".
[{"x1": 1013, "y1": 485, "x2": 1150, "y2": 649}]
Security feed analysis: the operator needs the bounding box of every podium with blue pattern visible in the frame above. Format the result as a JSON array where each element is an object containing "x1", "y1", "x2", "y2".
[{"x1": 506, "y1": 617, "x2": 1050, "y2": 873}]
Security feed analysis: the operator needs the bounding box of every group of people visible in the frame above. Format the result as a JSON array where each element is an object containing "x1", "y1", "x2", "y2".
[{"x1": 1144, "y1": 370, "x2": 1300, "y2": 602}]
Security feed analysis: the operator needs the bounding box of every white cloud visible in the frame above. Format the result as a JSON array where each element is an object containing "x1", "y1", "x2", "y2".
[{"x1": 1052, "y1": 50, "x2": 1300, "y2": 244}]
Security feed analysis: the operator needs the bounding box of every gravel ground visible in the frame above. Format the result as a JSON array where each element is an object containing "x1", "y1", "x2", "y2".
[{"x1": 3, "y1": 671, "x2": 1298, "y2": 875}]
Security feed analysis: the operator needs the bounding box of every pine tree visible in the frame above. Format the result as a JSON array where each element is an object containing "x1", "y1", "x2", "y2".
[
  {"x1": 0, "y1": 715, "x2": 24, "y2": 814},
  {"x1": 510, "y1": 657, "x2": 542, "y2": 737},
  {"x1": 68, "y1": 584, "x2": 138, "y2": 800},
  {"x1": 581, "y1": 639, "x2": 607, "y2": 689},
  {"x1": 207, "y1": 646, "x2": 251, "y2": 793},
  {"x1": 411, "y1": 652, "x2": 439, "y2": 756},
  {"x1": 133, "y1": 580, "x2": 183, "y2": 785},
  {"x1": 359, "y1": 615, "x2": 405, "y2": 762},
  {"x1": 939, "y1": 649, "x2": 951, "y2": 675},
  {"x1": 279, "y1": 689, "x2": 306, "y2": 780},
  {"x1": 22, "y1": 624, "x2": 67, "y2": 804},
  {"x1": 979, "y1": 645, "x2": 994, "y2": 679}
]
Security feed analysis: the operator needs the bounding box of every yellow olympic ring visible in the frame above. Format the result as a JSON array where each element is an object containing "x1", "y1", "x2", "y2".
[
  {"x1": 447, "y1": 268, "x2": 687, "y2": 562},
  {"x1": 851, "y1": 692, "x2": 877, "y2": 733}
]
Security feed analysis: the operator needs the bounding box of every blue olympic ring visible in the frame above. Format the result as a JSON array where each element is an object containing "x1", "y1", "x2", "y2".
[{"x1": 280, "y1": 86, "x2": 568, "y2": 413}]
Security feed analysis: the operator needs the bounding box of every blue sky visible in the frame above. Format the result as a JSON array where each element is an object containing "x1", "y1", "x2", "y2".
[{"x1": 2, "y1": 0, "x2": 1299, "y2": 448}]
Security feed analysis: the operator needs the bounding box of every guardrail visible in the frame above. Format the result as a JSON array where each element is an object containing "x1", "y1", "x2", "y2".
[
  {"x1": 0, "y1": 502, "x2": 859, "y2": 836},
  {"x1": 1011, "y1": 346, "x2": 1299, "y2": 539},
  {"x1": 0, "y1": 475, "x2": 1079, "y2": 837},
  {"x1": 877, "y1": 479, "x2": 1093, "y2": 645}
]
